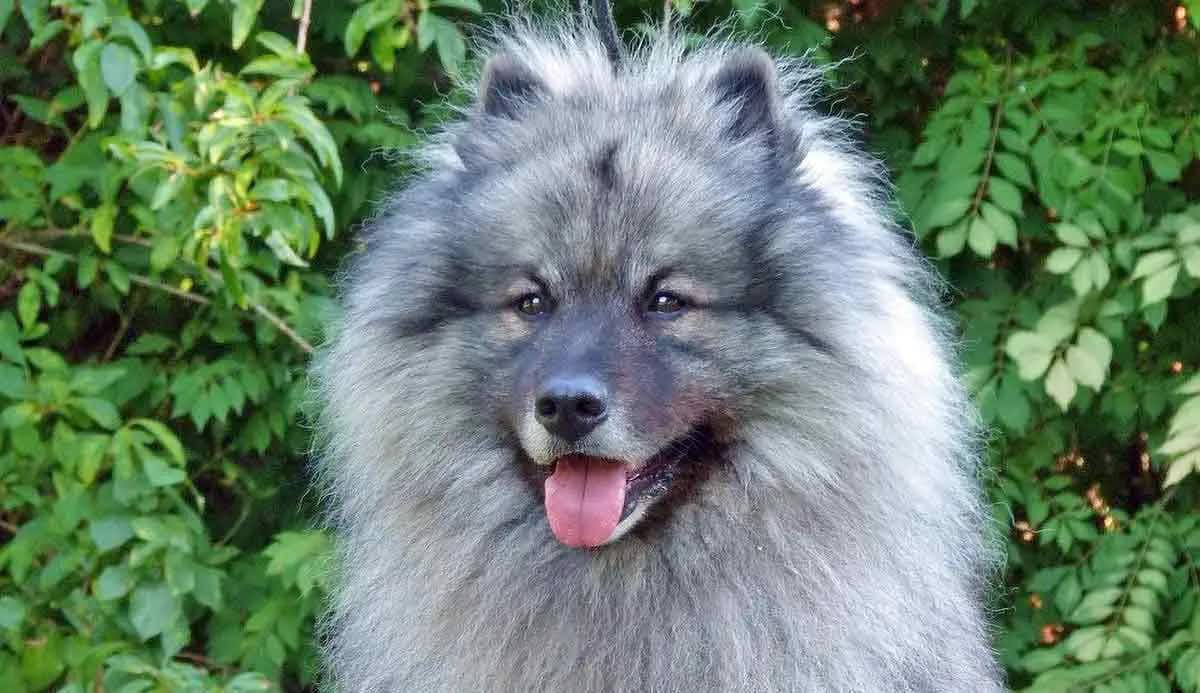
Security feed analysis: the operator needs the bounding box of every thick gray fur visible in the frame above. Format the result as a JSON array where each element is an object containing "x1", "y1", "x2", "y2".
[{"x1": 314, "y1": 18, "x2": 1004, "y2": 693}]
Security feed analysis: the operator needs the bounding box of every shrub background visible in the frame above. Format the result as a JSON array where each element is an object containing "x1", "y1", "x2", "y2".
[{"x1": 1, "y1": 0, "x2": 1198, "y2": 690}]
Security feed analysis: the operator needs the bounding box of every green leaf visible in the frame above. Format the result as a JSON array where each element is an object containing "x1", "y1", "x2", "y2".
[
  {"x1": 1069, "y1": 261, "x2": 1093, "y2": 296},
  {"x1": 345, "y1": 0, "x2": 396, "y2": 56},
  {"x1": 128, "y1": 583, "x2": 179, "y2": 640},
  {"x1": 0, "y1": 363, "x2": 26, "y2": 398},
  {"x1": 967, "y1": 217, "x2": 996, "y2": 257},
  {"x1": 1045, "y1": 247, "x2": 1082, "y2": 274},
  {"x1": 987, "y1": 177, "x2": 1022, "y2": 214},
  {"x1": 1145, "y1": 149, "x2": 1181, "y2": 181},
  {"x1": 250, "y1": 178, "x2": 293, "y2": 202},
  {"x1": 1088, "y1": 252, "x2": 1111, "y2": 291},
  {"x1": 1064, "y1": 625, "x2": 1107, "y2": 662},
  {"x1": 17, "y1": 282, "x2": 40, "y2": 329},
  {"x1": 1053, "y1": 148, "x2": 1093, "y2": 188},
  {"x1": 73, "y1": 397, "x2": 121, "y2": 429},
  {"x1": 100, "y1": 43, "x2": 139, "y2": 97},
  {"x1": 106, "y1": 262, "x2": 131, "y2": 294},
  {"x1": 1182, "y1": 245, "x2": 1200, "y2": 278},
  {"x1": 278, "y1": 98, "x2": 343, "y2": 186},
  {"x1": 1055, "y1": 573, "x2": 1082, "y2": 614},
  {"x1": 297, "y1": 176, "x2": 335, "y2": 238},
  {"x1": 20, "y1": 633, "x2": 64, "y2": 689},
  {"x1": 1045, "y1": 357, "x2": 1077, "y2": 411},
  {"x1": 127, "y1": 333, "x2": 174, "y2": 355},
  {"x1": 1112, "y1": 138, "x2": 1142, "y2": 157},
  {"x1": 935, "y1": 221, "x2": 967, "y2": 258},
  {"x1": 95, "y1": 565, "x2": 134, "y2": 601},
  {"x1": 193, "y1": 567, "x2": 223, "y2": 610},
  {"x1": 923, "y1": 198, "x2": 971, "y2": 232},
  {"x1": 150, "y1": 234, "x2": 180, "y2": 273},
  {"x1": 90, "y1": 517, "x2": 134, "y2": 552},
  {"x1": 77, "y1": 255, "x2": 99, "y2": 288},
  {"x1": 1066, "y1": 329, "x2": 1110, "y2": 390},
  {"x1": 0, "y1": 596, "x2": 25, "y2": 630},
  {"x1": 91, "y1": 202, "x2": 115, "y2": 253},
  {"x1": 1132, "y1": 249, "x2": 1178, "y2": 279},
  {"x1": 1055, "y1": 223, "x2": 1089, "y2": 248},
  {"x1": 109, "y1": 17, "x2": 154, "y2": 63},
  {"x1": 232, "y1": 0, "x2": 265, "y2": 50},
  {"x1": 431, "y1": 15, "x2": 466, "y2": 76},
  {"x1": 0, "y1": 0, "x2": 12, "y2": 35},
  {"x1": 151, "y1": 46, "x2": 200, "y2": 73},
  {"x1": 150, "y1": 172, "x2": 186, "y2": 210},
  {"x1": 69, "y1": 365, "x2": 126, "y2": 394},
  {"x1": 1142, "y1": 263, "x2": 1180, "y2": 305},
  {"x1": 993, "y1": 152, "x2": 1033, "y2": 188},
  {"x1": 142, "y1": 455, "x2": 186, "y2": 487},
  {"x1": 266, "y1": 230, "x2": 310, "y2": 267},
  {"x1": 979, "y1": 202, "x2": 1017, "y2": 247},
  {"x1": 910, "y1": 138, "x2": 946, "y2": 167},
  {"x1": 1069, "y1": 588, "x2": 1121, "y2": 625},
  {"x1": 432, "y1": 0, "x2": 483, "y2": 12},
  {"x1": 0, "y1": 315, "x2": 24, "y2": 365},
  {"x1": 995, "y1": 376, "x2": 1031, "y2": 432},
  {"x1": 129, "y1": 419, "x2": 185, "y2": 465},
  {"x1": 1163, "y1": 452, "x2": 1199, "y2": 487},
  {"x1": 73, "y1": 41, "x2": 109, "y2": 128},
  {"x1": 256, "y1": 31, "x2": 299, "y2": 57},
  {"x1": 1006, "y1": 331, "x2": 1056, "y2": 380}
]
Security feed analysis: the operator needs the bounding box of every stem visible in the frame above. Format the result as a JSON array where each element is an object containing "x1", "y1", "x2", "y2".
[
  {"x1": 174, "y1": 650, "x2": 229, "y2": 673},
  {"x1": 968, "y1": 47, "x2": 1013, "y2": 220},
  {"x1": 0, "y1": 237, "x2": 212, "y2": 304},
  {"x1": 0, "y1": 235, "x2": 314, "y2": 354},
  {"x1": 253, "y1": 303, "x2": 313, "y2": 354},
  {"x1": 296, "y1": 0, "x2": 314, "y2": 54},
  {"x1": 103, "y1": 306, "x2": 134, "y2": 362}
]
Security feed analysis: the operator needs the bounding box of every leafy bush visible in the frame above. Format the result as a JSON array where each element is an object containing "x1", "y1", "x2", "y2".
[{"x1": 0, "y1": 0, "x2": 1197, "y2": 690}]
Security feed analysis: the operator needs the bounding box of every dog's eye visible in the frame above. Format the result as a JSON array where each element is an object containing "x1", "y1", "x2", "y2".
[
  {"x1": 647, "y1": 291, "x2": 686, "y2": 314},
  {"x1": 516, "y1": 293, "x2": 551, "y2": 317}
]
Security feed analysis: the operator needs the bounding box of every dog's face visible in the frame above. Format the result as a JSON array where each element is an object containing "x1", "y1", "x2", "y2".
[{"x1": 354, "y1": 47, "x2": 842, "y2": 548}]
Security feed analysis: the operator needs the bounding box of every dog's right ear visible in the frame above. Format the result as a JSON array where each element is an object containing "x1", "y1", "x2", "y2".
[{"x1": 478, "y1": 53, "x2": 545, "y2": 119}]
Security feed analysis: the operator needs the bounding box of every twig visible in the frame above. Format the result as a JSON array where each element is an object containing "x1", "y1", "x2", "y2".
[
  {"x1": 968, "y1": 46, "x2": 1013, "y2": 220},
  {"x1": 253, "y1": 303, "x2": 313, "y2": 353},
  {"x1": 174, "y1": 650, "x2": 230, "y2": 673},
  {"x1": 130, "y1": 274, "x2": 210, "y2": 305},
  {"x1": 2, "y1": 236, "x2": 213, "y2": 304},
  {"x1": 296, "y1": 0, "x2": 314, "y2": 54},
  {"x1": 103, "y1": 291, "x2": 144, "y2": 361},
  {"x1": 0, "y1": 235, "x2": 315, "y2": 354}
]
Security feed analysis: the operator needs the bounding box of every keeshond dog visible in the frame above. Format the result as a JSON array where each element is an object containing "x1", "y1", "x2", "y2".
[{"x1": 315, "y1": 13, "x2": 1003, "y2": 693}]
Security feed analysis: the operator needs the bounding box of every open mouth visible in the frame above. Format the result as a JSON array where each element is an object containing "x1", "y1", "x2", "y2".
[{"x1": 539, "y1": 429, "x2": 709, "y2": 549}]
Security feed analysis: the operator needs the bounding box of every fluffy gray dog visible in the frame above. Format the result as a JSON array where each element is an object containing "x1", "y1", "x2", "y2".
[{"x1": 315, "y1": 15, "x2": 1003, "y2": 692}]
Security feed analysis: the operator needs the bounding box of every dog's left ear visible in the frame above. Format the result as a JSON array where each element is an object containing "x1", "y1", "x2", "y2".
[
  {"x1": 710, "y1": 48, "x2": 783, "y2": 141},
  {"x1": 478, "y1": 53, "x2": 546, "y2": 119}
]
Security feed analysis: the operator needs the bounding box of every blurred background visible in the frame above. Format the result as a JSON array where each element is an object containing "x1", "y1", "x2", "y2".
[{"x1": 0, "y1": 0, "x2": 1198, "y2": 690}]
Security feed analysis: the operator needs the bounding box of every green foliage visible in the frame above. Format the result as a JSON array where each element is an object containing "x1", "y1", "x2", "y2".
[{"x1": 1, "y1": 0, "x2": 1197, "y2": 690}]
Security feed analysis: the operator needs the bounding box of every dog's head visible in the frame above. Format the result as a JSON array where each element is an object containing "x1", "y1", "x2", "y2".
[{"x1": 335, "y1": 38, "x2": 869, "y2": 549}]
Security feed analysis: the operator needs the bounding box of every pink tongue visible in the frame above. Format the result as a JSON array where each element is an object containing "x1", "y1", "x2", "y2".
[{"x1": 544, "y1": 456, "x2": 626, "y2": 548}]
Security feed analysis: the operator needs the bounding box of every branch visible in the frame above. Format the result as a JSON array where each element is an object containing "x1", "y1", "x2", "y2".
[
  {"x1": 968, "y1": 47, "x2": 1013, "y2": 221},
  {"x1": 0, "y1": 237, "x2": 210, "y2": 304},
  {"x1": 0, "y1": 235, "x2": 315, "y2": 354},
  {"x1": 296, "y1": 0, "x2": 314, "y2": 54}
]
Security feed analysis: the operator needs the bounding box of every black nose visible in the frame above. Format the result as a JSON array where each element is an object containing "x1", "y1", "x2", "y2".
[{"x1": 535, "y1": 375, "x2": 609, "y2": 442}]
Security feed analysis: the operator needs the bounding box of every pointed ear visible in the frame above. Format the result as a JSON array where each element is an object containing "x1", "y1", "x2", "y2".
[
  {"x1": 710, "y1": 48, "x2": 783, "y2": 140},
  {"x1": 478, "y1": 53, "x2": 545, "y2": 119}
]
